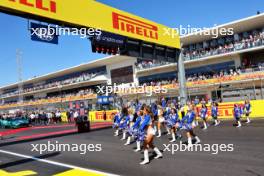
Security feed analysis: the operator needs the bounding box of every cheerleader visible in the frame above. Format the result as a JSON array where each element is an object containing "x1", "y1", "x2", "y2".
[
  {"x1": 134, "y1": 99, "x2": 142, "y2": 113},
  {"x1": 119, "y1": 107, "x2": 130, "y2": 140},
  {"x1": 211, "y1": 102, "x2": 220, "y2": 126},
  {"x1": 113, "y1": 112, "x2": 122, "y2": 136},
  {"x1": 131, "y1": 110, "x2": 144, "y2": 152},
  {"x1": 192, "y1": 103, "x2": 199, "y2": 127},
  {"x1": 156, "y1": 104, "x2": 165, "y2": 138},
  {"x1": 133, "y1": 99, "x2": 142, "y2": 121},
  {"x1": 124, "y1": 108, "x2": 135, "y2": 145},
  {"x1": 151, "y1": 102, "x2": 158, "y2": 135},
  {"x1": 168, "y1": 108, "x2": 181, "y2": 142},
  {"x1": 176, "y1": 105, "x2": 201, "y2": 148},
  {"x1": 199, "y1": 104, "x2": 208, "y2": 129},
  {"x1": 234, "y1": 104, "x2": 242, "y2": 128},
  {"x1": 140, "y1": 106, "x2": 163, "y2": 165},
  {"x1": 164, "y1": 105, "x2": 172, "y2": 135},
  {"x1": 244, "y1": 100, "x2": 251, "y2": 123},
  {"x1": 161, "y1": 97, "x2": 167, "y2": 109}
]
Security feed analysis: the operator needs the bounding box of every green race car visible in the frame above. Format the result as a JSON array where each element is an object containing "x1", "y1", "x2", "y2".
[{"x1": 0, "y1": 117, "x2": 29, "y2": 129}]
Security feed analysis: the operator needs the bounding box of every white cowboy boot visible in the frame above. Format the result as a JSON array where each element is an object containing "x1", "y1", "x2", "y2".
[
  {"x1": 140, "y1": 150, "x2": 149, "y2": 165},
  {"x1": 154, "y1": 147, "x2": 163, "y2": 159}
]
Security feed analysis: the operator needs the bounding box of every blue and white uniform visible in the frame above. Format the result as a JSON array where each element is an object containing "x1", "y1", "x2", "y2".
[
  {"x1": 244, "y1": 103, "x2": 251, "y2": 115},
  {"x1": 180, "y1": 111, "x2": 196, "y2": 131},
  {"x1": 133, "y1": 116, "x2": 142, "y2": 129},
  {"x1": 129, "y1": 116, "x2": 143, "y2": 141},
  {"x1": 211, "y1": 106, "x2": 218, "y2": 119},
  {"x1": 166, "y1": 113, "x2": 179, "y2": 129},
  {"x1": 161, "y1": 99, "x2": 167, "y2": 109},
  {"x1": 135, "y1": 103, "x2": 142, "y2": 113},
  {"x1": 164, "y1": 107, "x2": 171, "y2": 121},
  {"x1": 140, "y1": 114, "x2": 155, "y2": 135},
  {"x1": 127, "y1": 115, "x2": 142, "y2": 139},
  {"x1": 151, "y1": 103, "x2": 158, "y2": 120},
  {"x1": 234, "y1": 106, "x2": 242, "y2": 120},
  {"x1": 119, "y1": 115, "x2": 130, "y2": 130},
  {"x1": 200, "y1": 107, "x2": 207, "y2": 120},
  {"x1": 113, "y1": 113, "x2": 122, "y2": 128}
]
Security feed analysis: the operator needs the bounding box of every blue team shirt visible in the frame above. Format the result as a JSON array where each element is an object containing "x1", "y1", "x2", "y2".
[
  {"x1": 114, "y1": 113, "x2": 122, "y2": 124},
  {"x1": 132, "y1": 116, "x2": 142, "y2": 129},
  {"x1": 211, "y1": 106, "x2": 218, "y2": 117},
  {"x1": 234, "y1": 107, "x2": 241, "y2": 118},
  {"x1": 181, "y1": 111, "x2": 196, "y2": 124},
  {"x1": 139, "y1": 114, "x2": 151, "y2": 131},
  {"x1": 244, "y1": 103, "x2": 251, "y2": 112},
  {"x1": 162, "y1": 99, "x2": 166, "y2": 108},
  {"x1": 135, "y1": 103, "x2": 142, "y2": 113},
  {"x1": 200, "y1": 107, "x2": 207, "y2": 118},
  {"x1": 120, "y1": 115, "x2": 130, "y2": 128},
  {"x1": 169, "y1": 113, "x2": 179, "y2": 124}
]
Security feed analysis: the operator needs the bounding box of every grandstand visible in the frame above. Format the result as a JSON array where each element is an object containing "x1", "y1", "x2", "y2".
[{"x1": 1, "y1": 13, "x2": 264, "y2": 111}]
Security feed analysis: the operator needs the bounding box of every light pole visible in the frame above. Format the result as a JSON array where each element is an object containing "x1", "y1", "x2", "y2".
[
  {"x1": 16, "y1": 49, "x2": 24, "y2": 110},
  {"x1": 178, "y1": 48, "x2": 187, "y2": 106}
]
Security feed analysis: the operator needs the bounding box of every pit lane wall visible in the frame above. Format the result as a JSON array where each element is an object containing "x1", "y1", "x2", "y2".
[
  {"x1": 89, "y1": 110, "x2": 118, "y2": 122},
  {"x1": 61, "y1": 110, "x2": 118, "y2": 122}
]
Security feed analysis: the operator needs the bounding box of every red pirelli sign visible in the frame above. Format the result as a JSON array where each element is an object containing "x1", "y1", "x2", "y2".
[{"x1": 112, "y1": 12, "x2": 158, "y2": 40}]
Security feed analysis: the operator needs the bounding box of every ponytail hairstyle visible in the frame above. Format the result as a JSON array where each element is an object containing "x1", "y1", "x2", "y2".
[
  {"x1": 122, "y1": 107, "x2": 129, "y2": 117},
  {"x1": 144, "y1": 106, "x2": 154, "y2": 121}
]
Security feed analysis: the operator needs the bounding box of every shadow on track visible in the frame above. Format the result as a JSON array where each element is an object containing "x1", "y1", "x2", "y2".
[{"x1": 0, "y1": 152, "x2": 61, "y2": 169}]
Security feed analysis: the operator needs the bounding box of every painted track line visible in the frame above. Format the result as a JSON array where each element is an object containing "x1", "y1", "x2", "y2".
[{"x1": 0, "y1": 149, "x2": 119, "y2": 176}]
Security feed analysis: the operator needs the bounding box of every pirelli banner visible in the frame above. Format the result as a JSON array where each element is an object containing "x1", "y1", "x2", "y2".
[
  {"x1": 89, "y1": 110, "x2": 118, "y2": 122},
  {"x1": 0, "y1": 0, "x2": 180, "y2": 48},
  {"x1": 194, "y1": 100, "x2": 264, "y2": 119}
]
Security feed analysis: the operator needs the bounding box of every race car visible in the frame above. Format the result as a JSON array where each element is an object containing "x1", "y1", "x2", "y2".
[{"x1": 0, "y1": 117, "x2": 29, "y2": 129}]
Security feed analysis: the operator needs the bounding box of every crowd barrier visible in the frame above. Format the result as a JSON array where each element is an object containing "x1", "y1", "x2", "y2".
[
  {"x1": 89, "y1": 110, "x2": 118, "y2": 122},
  {"x1": 60, "y1": 110, "x2": 118, "y2": 123}
]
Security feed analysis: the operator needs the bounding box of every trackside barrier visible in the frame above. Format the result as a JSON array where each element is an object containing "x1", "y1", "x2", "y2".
[
  {"x1": 61, "y1": 110, "x2": 118, "y2": 123},
  {"x1": 193, "y1": 100, "x2": 264, "y2": 119},
  {"x1": 89, "y1": 110, "x2": 118, "y2": 122}
]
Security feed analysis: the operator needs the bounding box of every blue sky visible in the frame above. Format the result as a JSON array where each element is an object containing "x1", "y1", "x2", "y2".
[{"x1": 0, "y1": 0, "x2": 263, "y2": 87}]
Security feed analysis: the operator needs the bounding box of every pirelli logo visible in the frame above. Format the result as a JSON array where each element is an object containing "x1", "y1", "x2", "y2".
[{"x1": 112, "y1": 12, "x2": 158, "y2": 40}]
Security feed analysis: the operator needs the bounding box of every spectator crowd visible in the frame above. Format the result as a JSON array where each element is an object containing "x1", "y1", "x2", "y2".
[
  {"x1": 139, "y1": 62, "x2": 264, "y2": 86},
  {"x1": 183, "y1": 29, "x2": 264, "y2": 60},
  {"x1": 135, "y1": 60, "x2": 174, "y2": 70},
  {"x1": 1, "y1": 88, "x2": 94, "y2": 106},
  {"x1": 0, "y1": 71, "x2": 104, "y2": 99}
]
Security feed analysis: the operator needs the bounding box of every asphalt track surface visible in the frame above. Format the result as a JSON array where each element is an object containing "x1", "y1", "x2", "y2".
[{"x1": 0, "y1": 120, "x2": 263, "y2": 176}]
